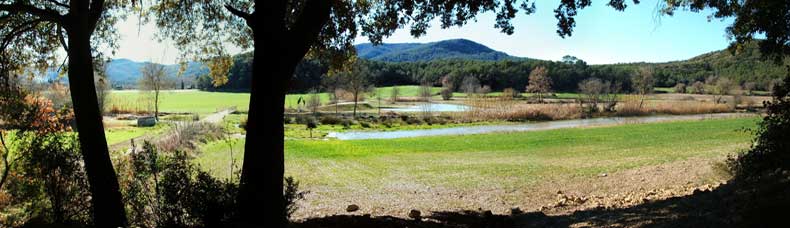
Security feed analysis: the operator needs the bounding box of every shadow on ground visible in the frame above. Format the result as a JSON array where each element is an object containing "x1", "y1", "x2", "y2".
[{"x1": 294, "y1": 177, "x2": 790, "y2": 228}]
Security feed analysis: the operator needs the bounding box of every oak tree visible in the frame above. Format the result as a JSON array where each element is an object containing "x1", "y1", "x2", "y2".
[{"x1": 0, "y1": 0, "x2": 133, "y2": 226}]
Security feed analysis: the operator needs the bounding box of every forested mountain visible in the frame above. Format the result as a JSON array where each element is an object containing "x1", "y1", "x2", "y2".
[
  {"x1": 91, "y1": 39, "x2": 786, "y2": 93},
  {"x1": 354, "y1": 39, "x2": 517, "y2": 62},
  {"x1": 104, "y1": 59, "x2": 208, "y2": 88}
]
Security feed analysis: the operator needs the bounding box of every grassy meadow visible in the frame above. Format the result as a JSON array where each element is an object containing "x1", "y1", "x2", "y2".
[{"x1": 197, "y1": 117, "x2": 757, "y2": 188}]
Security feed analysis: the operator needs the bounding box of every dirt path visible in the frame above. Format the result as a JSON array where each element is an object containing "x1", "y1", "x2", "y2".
[
  {"x1": 108, "y1": 109, "x2": 234, "y2": 152},
  {"x1": 201, "y1": 109, "x2": 234, "y2": 124}
]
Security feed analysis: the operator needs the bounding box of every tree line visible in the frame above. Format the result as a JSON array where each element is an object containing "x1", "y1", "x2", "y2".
[{"x1": 203, "y1": 41, "x2": 788, "y2": 94}]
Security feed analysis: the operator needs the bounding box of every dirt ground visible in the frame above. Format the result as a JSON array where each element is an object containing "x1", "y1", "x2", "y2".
[{"x1": 291, "y1": 155, "x2": 732, "y2": 221}]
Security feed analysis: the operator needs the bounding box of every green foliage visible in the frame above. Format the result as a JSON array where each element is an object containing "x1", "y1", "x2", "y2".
[
  {"x1": 6, "y1": 133, "x2": 91, "y2": 226},
  {"x1": 119, "y1": 143, "x2": 239, "y2": 227},
  {"x1": 729, "y1": 74, "x2": 790, "y2": 179}
]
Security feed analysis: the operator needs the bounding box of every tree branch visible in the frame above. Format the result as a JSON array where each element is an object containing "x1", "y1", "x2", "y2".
[
  {"x1": 57, "y1": 23, "x2": 68, "y2": 52},
  {"x1": 0, "y1": 2, "x2": 64, "y2": 23},
  {"x1": 285, "y1": 0, "x2": 332, "y2": 65},
  {"x1": 45, "y1": 0, "x2": 69, "y2": 9},
  {"x1": 1, "y1": 19, "x2": 44, "y2": 50},
  {"x1": 225, "y1": 4, "x2": 252, "y2": 22},
  {"x1": 87, "y1": 0, "x2": 106, "y2": 31}
]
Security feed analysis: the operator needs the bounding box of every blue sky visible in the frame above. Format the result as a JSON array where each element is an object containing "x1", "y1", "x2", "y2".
[
  {"x1": 113, "y1": 1, "x2": 734, "y2": 65},
  {"x1": 353, "y1": 1, "x2": 735, "y2": 64}
]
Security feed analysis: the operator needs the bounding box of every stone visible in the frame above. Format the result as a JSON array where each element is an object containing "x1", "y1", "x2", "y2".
[
  {"x1": 137, "y1": 116, "x2": 157, "y2": 127},
  {"x1": 346, "y1": 204, "x2": 359, "y2": 212},
  {"x1": 599, "y1": 173, "x2": 608, "y2": 177},
  {"x1": 408, "y1": 209, "x2": 421, "y2": 219}
]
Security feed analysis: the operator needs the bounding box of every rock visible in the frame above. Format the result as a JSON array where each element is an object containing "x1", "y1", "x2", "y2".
[
  {"x1": 137, "y1": 116, "x2": 157, "y2": 127},
  {"x1": 346, "y1": 204, "x2": 360, "y2": 212},
  {"x1": 599, "y1": 173, "x2": 608, "y2": 177},
  {"x1": 408, "y1": 209, "x2": 421, "y2": 219}
]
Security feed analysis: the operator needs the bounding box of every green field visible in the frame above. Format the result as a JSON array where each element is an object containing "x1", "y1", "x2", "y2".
[
  {"x1": 196, "y1": 117, "x2": 757, "y2": 188},
  {"x1": 105, "y1": 124, "x2": 169, "y2": 145},
  {"x1": 107, "y1": 88, "x2": 598, "y2": 113},
  {"x1": 109, "y1": 90, "x2": 250, "y2": 114}
]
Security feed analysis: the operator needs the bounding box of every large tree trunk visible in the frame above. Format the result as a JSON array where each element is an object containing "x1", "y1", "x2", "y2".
[
  {"x1": 65, "y1": 20, "x2": 127, "y2": 227},
  {"x1": 238, "y1": 1, "x2": 331, "y2": 227},
  {"x1": 238, "y1": 34, "x2": 291, "y2": 227}
]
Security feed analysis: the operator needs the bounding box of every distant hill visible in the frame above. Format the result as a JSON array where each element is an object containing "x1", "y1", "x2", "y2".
[
  {"x1": 104, "y1": 59, "x2": 208, "y2": 88},
  {"x1": 354, "y1": 39, "x2": 518, "y2": 62},
  {"x1": 617, "y1": 40, "x2": 790, "y2": 87},
  {"x1": 46, "y1": 59, "x2": 209, "y2": 88}
]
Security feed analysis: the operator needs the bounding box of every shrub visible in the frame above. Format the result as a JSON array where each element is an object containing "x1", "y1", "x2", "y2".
[
  {"x1": 405, "y1": 116, "x2": 424, "y2": 125},
  {"x1": 359, "y1": 121, "x2": 371, "y2": 128},
  {"x1": 340, "y1": 119, "x2": 353, "y2": 129},
  {"x1": 6, "y1": 133, "x2": 91, "y2": 226},
  {"x1": 501, "y1": 88, "x2": 520, "y2": 100},
  {"x1": 157, "y1": 122, "x2": 224, "y2": 152},
  {"x1": 691, "y1": 81, "x2": 705, "y2": 94},
  {"x1": 119, "y1": 145, "x2": 238, "y2": 227},
  {"x1": 239, "y1": 118, "x2": 247, "y2": 130},
  {"x1": 674, "y1": 83, "x2": 687, "y2": 93},
  {"x1": 283, "y1": 177, "x2": 308, "y2": 220},
  {"x1": 284, "y1": 116, "x2": 294, "y2": 124},
  {"x1": 319, "y1": 115, "x2": 343, "y2": 125},
  {"x1": 294, "y1": 115, "x2": 310, "y2": 125}
]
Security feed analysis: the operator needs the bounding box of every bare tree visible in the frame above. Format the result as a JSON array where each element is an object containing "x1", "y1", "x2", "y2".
[
  {"x1": 631, "y1": 67, "x2": 655, "y2": 108},
  {"x1": 712, "y1": 77, "x2": 735, "y2": 104},
  {"x1": 691, "y1": 81, "x2": 705, "y2": 94},
  {"x1": 339, "y1": 63, "x2": 372, "y2": 118},
  {"x1": 420, "y1": 82, "x2": 433, "y2": 102},
  {"x1": 390, "y1": 86, "x2": 400, "y2": 104},
  {"x1": 461, "y1": 76, "x2": 480, "y2": 97},
  {"x1": 579, "y1": 78, "x2": 608, "y2": 115},
  {"x1": 526, "y1": 66, "x2": 551, "y2": 103},
  {"x1": 306, "y1": 90, "x2": 322, "y2": 114},
  {"x1": 743, "y1": 82, "x2": 756, "y2": 96},
  {"x1": 139, "y1": 63, "x2": 171, "y2": 121}
]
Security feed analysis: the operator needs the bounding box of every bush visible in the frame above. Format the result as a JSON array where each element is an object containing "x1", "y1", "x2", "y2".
[
  {"x1": 319, "y1": 115, "x2": 343, "y2": 125},
  {"x1": 283, "y1": 177, "x2": 308, "y2": 220},
  {"x1": 501, "y1": 88, "x2": 520, "y2": 100},
  {"x1": 284, "y1": 116, "x2": 294, "y2": 124},
  {"x1": 729, "y1": 77, "x2": 790, "y2": 179},
  {"x1": 119, "y1": 144, "x2": 238, "y2": 227},
  {"x1": 157, "y1": 122, "x2": 224, "y2": 152},
  {"x1": 294, "y1": 115, "x2": 310, "y2": 125},
  {"x1": 405, "y1": 117, "x2": 424, "y2": 125},
  {"x1": 340, "y1": 119, "x2": 353, "y2": 129},
  {"x1": 5, "y1": 133, "x2": 91, "y2": 226},
  {"x1": 674, "y1": 83, "x2": 687, "y2": 93},
  {"x1": 359, "y1": 121, "x2": 372, "y2": 128}
]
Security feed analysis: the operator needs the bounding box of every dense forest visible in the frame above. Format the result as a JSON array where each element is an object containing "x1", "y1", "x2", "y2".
[{"x1": 198, "y1": 40, "x2": 788, "y2": 93}]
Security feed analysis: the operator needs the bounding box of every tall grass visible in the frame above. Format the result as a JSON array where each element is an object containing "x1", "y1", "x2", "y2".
[
  {"x1": 463, "y1": 96, "x2": 581, "y2": 121},
  {"x1": 616, "y1": 100, "x2": 733, "y2": 116}
]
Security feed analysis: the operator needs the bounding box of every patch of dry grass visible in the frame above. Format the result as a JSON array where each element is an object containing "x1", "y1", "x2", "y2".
[
  {"x1": 616, "y1": 100, "x2": 733, "y2": 116},
  {"x1": 462, "y1": 98, "x2": 581, "y2": 121}
]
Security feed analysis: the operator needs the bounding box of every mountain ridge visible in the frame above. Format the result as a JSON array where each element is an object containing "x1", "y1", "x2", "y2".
[{"x1": 354, "y1": 38, "x2": 519, "y2": 62}]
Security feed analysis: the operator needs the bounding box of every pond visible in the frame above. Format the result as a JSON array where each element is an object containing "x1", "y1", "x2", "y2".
[
  {"x1": 326, "y1": 113, "x2": 756, "y2": 140},
  {"x1": 383, "y1": 103, "x2": 469, "y2": 112}
]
